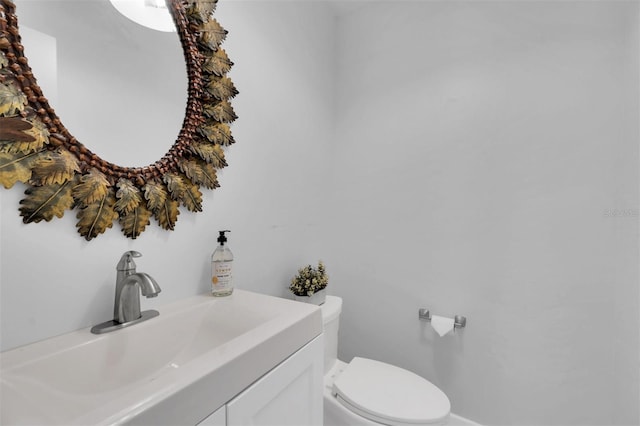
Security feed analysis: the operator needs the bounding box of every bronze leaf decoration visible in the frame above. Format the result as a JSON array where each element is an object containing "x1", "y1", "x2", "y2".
[
  {"x1": 19, "y1": 178, "x2": 76, "y2": 223},
  {"x1": 0, "y1": 151, "x2": 40, "y2": 188},
  {"x1": 0, "y1": 0, "x2": 237, "y2": 240},
  {"x1": 76, "y1": 190, "x2": 119, "y2": 240}
]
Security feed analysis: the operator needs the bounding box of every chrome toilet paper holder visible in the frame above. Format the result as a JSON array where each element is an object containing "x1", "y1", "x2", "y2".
[{"x1": 418, "y1": 308, "x2": 466, "y2": 329}]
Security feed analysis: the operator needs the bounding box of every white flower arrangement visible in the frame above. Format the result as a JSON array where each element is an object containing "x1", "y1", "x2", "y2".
[{"x1": 289, "y1": 261, "x2": 328, "y2": 296}]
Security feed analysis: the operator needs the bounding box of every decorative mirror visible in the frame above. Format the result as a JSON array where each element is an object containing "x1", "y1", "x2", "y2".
[{"x1": 0, "y1": 0, "x2": 237, "y2": 240}]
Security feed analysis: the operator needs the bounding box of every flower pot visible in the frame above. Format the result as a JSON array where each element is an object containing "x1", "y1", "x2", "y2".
[{"x1": 292, "y1": 288, "x2": 326, "y2": 305}]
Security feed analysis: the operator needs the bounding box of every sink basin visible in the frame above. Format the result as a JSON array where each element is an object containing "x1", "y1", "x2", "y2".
[{"x1": 0, "y1": 290, "x2": 322, "y2": 425}]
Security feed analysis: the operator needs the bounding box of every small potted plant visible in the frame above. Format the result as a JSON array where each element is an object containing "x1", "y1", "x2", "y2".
[{"x1": 289, "y1": 260, "x2": 328, "y2": 305}]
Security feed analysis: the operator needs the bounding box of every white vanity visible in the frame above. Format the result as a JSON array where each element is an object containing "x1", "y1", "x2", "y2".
[
  {"x1": 0, "y1": 290, "x2": 323, "y2": 425},
  {"x1": 197, "y1": 335, "x2": 322, "y2": 426}
]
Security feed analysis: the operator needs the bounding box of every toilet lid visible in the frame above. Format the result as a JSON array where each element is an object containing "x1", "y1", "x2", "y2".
[{"x1": 333, "y1": 357, "x2": 450, "y2": 426}]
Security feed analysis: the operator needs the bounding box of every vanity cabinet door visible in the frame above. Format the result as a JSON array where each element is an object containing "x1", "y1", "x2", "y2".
[
  {"x1": 197, "y1": 405, "x2": 226, "y2": 426},
  {"x1": 226, "y1": 335, "x2": 323, "y2": 426}
]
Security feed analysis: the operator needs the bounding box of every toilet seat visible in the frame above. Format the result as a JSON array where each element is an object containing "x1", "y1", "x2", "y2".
[{"x1": 332, "y1": 357, "x2": 450, "y2": 426}]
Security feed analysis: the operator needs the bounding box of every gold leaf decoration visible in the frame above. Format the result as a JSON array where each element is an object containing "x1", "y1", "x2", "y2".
[
  {"x1": 198, "y1": 122, "x2": 234, "y2": 146},
  {"x1": 189, "y1": 142, "x2": 226, "y2": 169},
  {"x1": 202, "y1": 49, "x2": 233, "y2": 77},
  {"x1": 19, "y1": 179, "x2": 76, "y2": 223},
  {"x1": 0, "y1": 115, "x2": 49, "y2": 155},
  {"x1": 164, "y1": 172, "x2": 187, "y2": 200},
  {"x1": 0, "y1": 151, "x2": 40, "y2": 188},
  {"x1": 144, "y1": 180, "x2": 180, "y2": 230},
  {"x1": 119, "y1": 203, "x2": 152, "y2": 239},
  {"x1": 0, "y1": 0, "x2": 238, "y2": 241},
  {"x1": 179, "y1": 158, "x2": 219, "y2": 189},
  {"x1": 0, "y1": 81, "x2": 27, "y2": 116},
  {"x1": 76, "y1": 190, "x2": 118, "y2": 241},
  {"x1": 30, "y1": 149, "x2": 80, "y2": 186},
  {"x1": 199, "y1": 19, "x2": 227, "y2": 51},
  {"x1": 72, "y1": 168, "x2": 110, "y2": 207},
  {"x1": 206, "y1": 77, "x2": 238, "y2": 101},
  {"x1": 0, "y1": 137, "x2": 44, "y2": 155},
  {"x1": 203, "y1": 100, "x2": 237, "y2": 123},
  {"x1": 164, "y1": 172, "x2": 203, "y2": 212},
  {"x1": 143, "y1": 180, "x2": 168, "y2": 211},
  {"x1": 154, "y1": 197, "x2": 180, "y2": 230},
  {"x1": 182, "y1": 179, "x2": 204, "y2": 212},
  {"x1": 23, "y1": 116, "x2": 50, "y2": 147},
  {"x1": 186, "y1": 0, "x2": 217, "y2": 24},
  {"x1": 115, "y1": 178, "x2": 142, "y2": 215}
]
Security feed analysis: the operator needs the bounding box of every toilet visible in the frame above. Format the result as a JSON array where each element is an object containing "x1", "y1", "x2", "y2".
[{"x1": 322, "y1": 296, "x2": 451, "y2": 426}]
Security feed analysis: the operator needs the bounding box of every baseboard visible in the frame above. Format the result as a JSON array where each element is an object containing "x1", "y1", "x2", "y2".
[{"x1": 449, "y1": 413, "x2": 482, "y2": 426}]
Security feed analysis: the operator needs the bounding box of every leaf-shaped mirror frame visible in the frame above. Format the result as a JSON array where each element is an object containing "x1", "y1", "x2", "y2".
[{"x1": 0, "y1": 0, "x2": 237, "y2": 240}]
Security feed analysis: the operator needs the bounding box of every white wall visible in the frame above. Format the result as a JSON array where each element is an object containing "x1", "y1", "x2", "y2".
[
  {"x1": 20, "y1": 27, "x2": 58, "y2": 107},
  {"x1": 330, "y1": 2, "x2": 639, "y2": 425},
  {"x1": 0, "y1": 0, "x2": 336, "y2": 350}
]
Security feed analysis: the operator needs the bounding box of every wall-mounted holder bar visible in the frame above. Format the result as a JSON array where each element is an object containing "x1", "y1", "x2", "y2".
[
  {"x1": 418, "y1": 308, "x2": 431, "y2": 321},
  {"x1": 418, "y1": 309, "x2": 467, "y2": 329},
  {"x1": 454, "y1": 315, "x2": 466, "y2": 329}
]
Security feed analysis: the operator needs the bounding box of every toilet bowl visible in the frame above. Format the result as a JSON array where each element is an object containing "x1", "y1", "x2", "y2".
[{"x1": 321, "y1": 296, "x2": 450, "y2": 426}]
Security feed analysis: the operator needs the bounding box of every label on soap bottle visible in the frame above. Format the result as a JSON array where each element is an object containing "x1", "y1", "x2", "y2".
[{"x1": 212, "y1": 260, "x2": 233, "y2": 293}]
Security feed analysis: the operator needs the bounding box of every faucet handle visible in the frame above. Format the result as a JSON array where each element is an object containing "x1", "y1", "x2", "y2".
[{"x1": 117, "y1": 250, "x2": 142, "y2": 271}]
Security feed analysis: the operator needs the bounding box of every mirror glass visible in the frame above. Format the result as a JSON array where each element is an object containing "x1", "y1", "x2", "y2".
[{"x1": 15, "y1": 0, "x2": 187, "y2": 168}]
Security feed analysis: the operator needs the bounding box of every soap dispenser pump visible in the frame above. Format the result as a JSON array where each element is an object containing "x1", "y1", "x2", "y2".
[{"x1": 211, "y1": 230, "x2": 233, "y2": 296}]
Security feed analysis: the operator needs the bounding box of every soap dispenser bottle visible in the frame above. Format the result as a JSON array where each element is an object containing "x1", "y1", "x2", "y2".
[{"x1": 211, "y1": 230, "x2": 234, "y2": 297}]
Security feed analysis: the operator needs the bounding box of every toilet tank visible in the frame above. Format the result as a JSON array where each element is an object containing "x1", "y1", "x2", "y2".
[{"x1": 321, "y1": 295, "x2": 342, "y2": 375}]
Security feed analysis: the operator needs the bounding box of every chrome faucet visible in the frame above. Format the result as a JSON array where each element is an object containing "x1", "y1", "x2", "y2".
[
  {"x1": 91, "y1": 251, "x2": 161, "y2": 334},
  {"x1": 114, "y1": 251, "x2": 161, "y2": 322}
]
